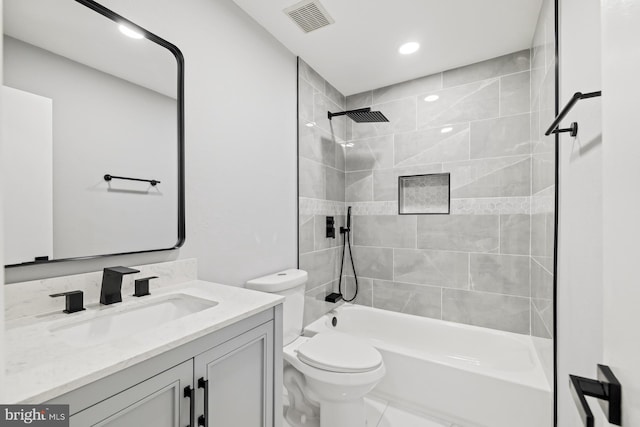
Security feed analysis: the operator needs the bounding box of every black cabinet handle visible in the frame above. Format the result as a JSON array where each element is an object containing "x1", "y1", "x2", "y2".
[
  {"x1": 184, "y1": 385, "x2": 195, "y2": 427},
  {"x1": 197, "y1": 377, "x2": 209, "y2": 427},
  {"x1": 569, "y1": 364, "x2": 622, "y2": 427}
]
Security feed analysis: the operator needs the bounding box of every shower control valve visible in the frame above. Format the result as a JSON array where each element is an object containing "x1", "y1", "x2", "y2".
[{"x1": 326, "y1": 216, "x2": 336, "y2": 239}]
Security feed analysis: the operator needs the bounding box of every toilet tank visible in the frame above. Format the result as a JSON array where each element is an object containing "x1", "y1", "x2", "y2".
[{"x1": 246, "y1": 269, "x2": 307, "y2": 346}]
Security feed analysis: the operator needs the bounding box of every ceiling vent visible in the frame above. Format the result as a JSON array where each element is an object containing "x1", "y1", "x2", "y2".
[{"x1": 284, "y1": 0, "x2": 335, "y2": 33}]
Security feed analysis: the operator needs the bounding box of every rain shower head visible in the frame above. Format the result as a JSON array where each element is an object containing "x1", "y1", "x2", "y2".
[{"x1": 327, "y1": 107, "x2": 389, "y2": 123}]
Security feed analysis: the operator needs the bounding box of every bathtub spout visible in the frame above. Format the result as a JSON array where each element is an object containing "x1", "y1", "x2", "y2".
[{"x1": 284, "y1": 365, "x2": 320, "y2": 427}]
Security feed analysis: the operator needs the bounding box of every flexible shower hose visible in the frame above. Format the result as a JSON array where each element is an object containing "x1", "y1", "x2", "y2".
[{"x1": 337, "y1": 229, "x2": 358, "y2": 302}]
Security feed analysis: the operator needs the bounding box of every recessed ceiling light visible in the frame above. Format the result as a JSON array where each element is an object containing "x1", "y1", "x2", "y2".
[
  {"x1": 119, "y1": 25, "x2": 144, "y2": 39},
  {"x1": 398, "y1": 42, "x2": 420, "y2": 55},
  {"x1": 441, "y1": 126, "x2": 453, "y2": 134},
  {"x1": 305, "y1": 121, "x2": 316, "y2": 127},
  {"x1": 424, "y1": 95, "x2": 439, "y2": 102},
  {"x1": 341, "y1": 142, "x2": 354, "y2": 148}
]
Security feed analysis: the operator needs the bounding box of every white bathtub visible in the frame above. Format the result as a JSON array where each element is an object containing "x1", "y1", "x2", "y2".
[{"x1": 304, "y1": 304, "x2": 552, "y2": 427}]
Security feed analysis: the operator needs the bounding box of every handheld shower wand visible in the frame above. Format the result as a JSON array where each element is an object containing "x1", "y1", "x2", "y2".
[{"x1": 325, "y1": 206, "x2": 359, "y2": 303}]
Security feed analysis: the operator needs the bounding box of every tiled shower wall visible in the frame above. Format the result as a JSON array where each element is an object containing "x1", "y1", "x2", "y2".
[
  {"x1": 530, "y1": 0, "x2": 556, "y2": 340},
  {"x1": 342, "y1": 51, "x2": 535, "y2": 335},
  {"x1": 298, "y1": 46, "x2": 556, "y2": 336},
  {"x1": 297, "y1": 59, "x2": 348, "y2": 326}
]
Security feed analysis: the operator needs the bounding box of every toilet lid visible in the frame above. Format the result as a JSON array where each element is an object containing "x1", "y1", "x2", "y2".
[{"x1": 296, "y1": 332, "x2": 382, "y2": 373}]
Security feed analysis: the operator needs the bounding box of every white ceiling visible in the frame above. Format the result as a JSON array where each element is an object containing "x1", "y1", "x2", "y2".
[{"x1": 232, "y1": 0, "x2": 543, "y2": 95}]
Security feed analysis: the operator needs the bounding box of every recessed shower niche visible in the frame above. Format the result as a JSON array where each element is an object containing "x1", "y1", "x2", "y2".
[{"x1": 398, "y1": 173, "x2": 450, "y2": 215}]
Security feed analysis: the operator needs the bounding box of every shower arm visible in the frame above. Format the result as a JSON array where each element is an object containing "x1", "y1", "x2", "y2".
[{"x1": 327, "y1": 107, "x2": 370, "y2": 120}]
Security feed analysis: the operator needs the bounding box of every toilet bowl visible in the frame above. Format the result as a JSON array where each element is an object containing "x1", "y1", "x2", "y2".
[{"x1": 246, "y1": 269, "x2": 385, "y2": 427}]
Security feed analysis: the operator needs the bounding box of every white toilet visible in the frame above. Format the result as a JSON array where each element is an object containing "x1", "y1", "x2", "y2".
[{"x1": 246, "y1": 269, "x2": 385, "y2": 427}]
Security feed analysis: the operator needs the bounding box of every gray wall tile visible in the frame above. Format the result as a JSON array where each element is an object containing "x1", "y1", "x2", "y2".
[
  {"x1": 299, "y1": 247, "x2": 342, "y2": 290},
  {"x1": 335, "y1": 143, "x2": 346, "y2": 171},
  {"x1": 417, "y1": 215, "x2": 499, "y2": 252},
  {"x1": 449, "y1": 157, "x2": 531, "y2": 198},
  {"x1": 303, "y1": 281, "x2": 337, "y2": 327},
  {"x1": 372, "y1": 73, "x2": 442, "y2": 104},
  {"x1": 372, "y1": 280, "x2": 441, "y2": 319},
  {"x1": 532, "y1": 298, "x2": 553, "y2": 337},
  {"x1": 417, "y1": 79, "x2": 500, "y2": 128},
  {"x1": 325, "y1": 80, "x2": 346, "y2": 108},
  {"x1": 348, "y1": 246, "x2": 394, "y2": 280},
  {"x1": 345, "y1": 135, "x2": 394, "y2": 171},
  {"x1": 346, "y1": 91, "x2": 373, "y2": 110},
  {"x1": 394, "y1": 249, "x2": 469, "y2": 288},
  {"x1": 299, "y1": 123, "x2": 336, "y2": 167},
  {"x1": 500, "y1": 214, "x2": 531, "y2": 255},
  {"x1": 298, "y1": 52, "x2": 552, "y2": 337},
  {"x1": 442, "y1": 50, "x2": 531, "y2": 88},
  {"x1": 531, "y1": 258, "x2": 553, "y2": 300},
  {"x1": 353, "y1": 215, "x2": 417, "y2": 248},
  {"x1": 532, "y1": 152, "x2": 555, "y2": 193},
  {"x1": 314, "y1": 92, "x2": 346, "y2": 141},
  {"x1": 346, "y1": 171, "x2": 373, "y2": 202},
  {"x1": 442, "y1": 289, "x2": 530, "y2": 334},
  {"x1": 531, "y1": 301, "x2": 552, "y2": 338},
  {"x1": 343, "y1": 276, "x2": 372, "y2": 306},
  {"x1": 500, "y1": 71, "x2": 531, "y2": 116},
  {"x1": 470, "y1": 114, "x2": 531, "y2": 159},
  {"x1": 299, "y1": 157, "x2": 325, "y2": 199},
  {"x1": 531, "y1": 213, "x2": 549, "y2": 258},
  {"x1": 395, "y1": 124, "x2": 470, "y2": 167},
  {"x1": 325, "y1": 166, "x2": 345, "y2": 201},
  {"x1": 351, "y1": 97, "x2": 417, "y2": 140},
  {"x1": 470, "y1": 253, "x2": 531, "y2": 297},
  {"x1": 298, "y1": 58, "x2": 325, "y2": 92},
  {"x1": 299, "y1": 214, "x2": 314, "y2": 254},
  {"x1": 298, "y1": 60, "x2": 350, "y2": 327},
  {"x1": 298, "y1": 78, "x2": 315, "y2": 123},
  {"x1": 373, "y1": 164, "x2": 443, "y2": 201}
]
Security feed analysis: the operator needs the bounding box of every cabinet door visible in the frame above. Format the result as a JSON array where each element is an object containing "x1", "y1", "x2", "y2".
[
  {"x1": 195, "y1": 321, "x2": 274, "y2": 427},
  {"x1": 70, "y1": 360, "x2": 193, "y2": 427}
]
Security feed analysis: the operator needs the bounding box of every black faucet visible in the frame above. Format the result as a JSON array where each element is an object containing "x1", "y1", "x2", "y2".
[
  {"x1": 100, "y1": 266, "x2": 140, "y2": 305},
  {"x1": 50, "y1": 290, "x2": 85, "y2": 314}
]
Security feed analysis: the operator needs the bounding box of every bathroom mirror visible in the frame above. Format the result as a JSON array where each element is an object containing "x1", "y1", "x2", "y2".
[{"x1": 2, "y1": 0, "x2": 185, "y2": 266}]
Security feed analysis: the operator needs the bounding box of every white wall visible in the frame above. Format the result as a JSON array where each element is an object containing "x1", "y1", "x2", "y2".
[
  {"x1": 556, "y1": 0, "x2": 604, "y2": 425},
  {"x1": 4, "y1": 0, "x2": 297, "y2": 285},
  {"x1": 602, "y1": 0, "x2": 640, "y2": 424}
]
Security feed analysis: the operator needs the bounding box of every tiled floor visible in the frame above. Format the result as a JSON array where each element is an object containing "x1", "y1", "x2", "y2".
[
  {"x1": 283, "y1": 395, "x2": 462, "y2": 427},
  {"x1": 365, "y1": 396, "x2": 458, "y2": 427}
]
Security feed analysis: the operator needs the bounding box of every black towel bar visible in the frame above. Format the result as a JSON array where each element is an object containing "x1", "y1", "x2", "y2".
[
  {"x1": 569, "y1": 364, "x2": 621, "y2": 427},
  {"x1": 104, "y1": 174, "x2": 160, "y2": 186},
  {"x1": 545, "y1": 91, "x2": 601, "y2": 137}
]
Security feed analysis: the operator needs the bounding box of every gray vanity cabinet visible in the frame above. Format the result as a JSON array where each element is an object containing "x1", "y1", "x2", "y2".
[
  {"x1": 195, "y1": 321, "x2": 274, "y2": 427},
  {"x1": 69, "y1": 360, "x2": 192, "y2": 427},
  {"x1": 48, "y1": 307, "x2": 282, "y2": 427}
]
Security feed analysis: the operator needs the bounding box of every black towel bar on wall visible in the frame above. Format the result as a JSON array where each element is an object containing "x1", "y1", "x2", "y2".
[
  {"x1": 104, "y1": 174, "x2": 161, "y2": 186},
  {"x1": 569, "y1": 364, "x2": 622, "y2": 427},
  {"x1": 545, "y1": 91, "x2": 602, "y2": 137}
]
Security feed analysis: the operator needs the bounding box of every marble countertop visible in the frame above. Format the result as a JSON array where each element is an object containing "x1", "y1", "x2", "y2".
[{"x1": 3, "y1": 280, "x2": 283, "y2": 404}]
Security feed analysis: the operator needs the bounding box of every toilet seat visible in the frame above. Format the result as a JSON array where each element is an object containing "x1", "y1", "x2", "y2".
[
  {"x1": 296, "y1": 332, "x2": 382, "y2": 373},
  {"x1": 284, "y1": 333, "x2": 385, "y2": 387}
]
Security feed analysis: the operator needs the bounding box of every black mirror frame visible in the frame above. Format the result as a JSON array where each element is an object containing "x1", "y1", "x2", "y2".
[{"x1": 5, "y1": 0, "x2": 185, "y2": 268}]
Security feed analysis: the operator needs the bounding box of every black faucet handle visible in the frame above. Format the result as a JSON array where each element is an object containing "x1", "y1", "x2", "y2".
[
  {"x1": 134, "y1": 276, "x2": 158, "y2": 297},
  {"x1": 104, "y1": 266, "x2": 140, "y2": 275},
  {"x1": 50, "y1": 290, "x2": 86, "y2": 314}
]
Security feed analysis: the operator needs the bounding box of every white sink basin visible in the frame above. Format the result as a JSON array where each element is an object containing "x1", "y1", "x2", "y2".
[{"x1": 49, "y1": 294, "x2": 217, "y2": 348}]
